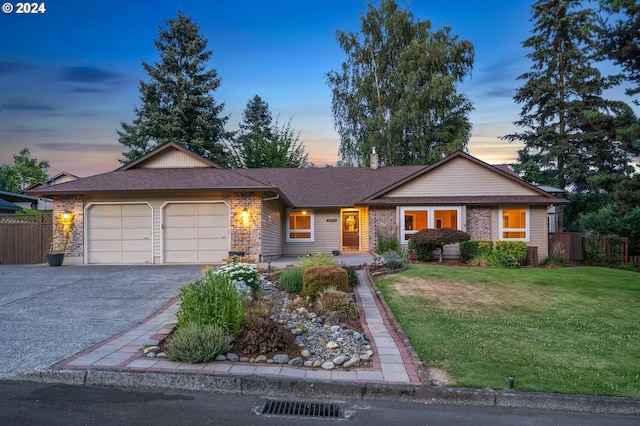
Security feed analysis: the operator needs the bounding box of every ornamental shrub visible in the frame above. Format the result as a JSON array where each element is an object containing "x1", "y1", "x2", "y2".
[
  {"x1": 381, "y1": 250, "x2": 405, "y2": 269},
  {"x1": 176, "y1": 270, "x2": 245, "y2": 336},
  {"x1": 409, "y1": 228, "x2": 471, "y2": 263},
  {"x1": 494, "y1": 241, "x2": 527, "y2": 265},
  {"x1": 341, "y1": 263, "x2": 359, "y2": 288},
  {"x1": 167, "y1": 323, "x2": 229, "y2": 363},
  {"x1": 460, "y1": 240, "x2": 493, "y2": 263},
  {"x1": 316, "y1": 288, "x2": 359, "y2": 317},
  {"x1": 277, "y1": 266, "x2": 304, "y2": 293},
  {"x1": 297, "y1": 252, "x2": 338, "y2": 269},
  {"x1": 215, "y1": 262, "x2": 261, "y2": 295},
  {"x1": 302, "y1": 265, "x2": 349, "y2": 300}
]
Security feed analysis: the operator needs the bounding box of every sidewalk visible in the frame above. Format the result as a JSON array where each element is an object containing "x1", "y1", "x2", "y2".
[{"x1": 56, "y1": 255, "x2": 423, "y2": 385}]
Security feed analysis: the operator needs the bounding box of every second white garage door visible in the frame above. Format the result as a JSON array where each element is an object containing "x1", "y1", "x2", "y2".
[{"x1": 163, "y1": 202, "x2": 229, "y2": 263}]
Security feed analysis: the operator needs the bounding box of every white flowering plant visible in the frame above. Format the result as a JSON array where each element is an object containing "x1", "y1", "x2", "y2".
[{"x1": 216, "y1": 262, "x2": 261, "y2": 295}]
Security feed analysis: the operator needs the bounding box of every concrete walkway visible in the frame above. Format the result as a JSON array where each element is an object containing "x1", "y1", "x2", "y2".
[{"x1": 57, "y1": 254, "x2": 422, "y2": 385}]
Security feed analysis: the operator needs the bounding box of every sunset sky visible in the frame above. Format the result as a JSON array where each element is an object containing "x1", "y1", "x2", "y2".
[{"x1": 1, "y1": 0, "x2": 636, "y2": 177}]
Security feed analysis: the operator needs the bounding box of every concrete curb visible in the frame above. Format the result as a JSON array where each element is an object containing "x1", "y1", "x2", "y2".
[{"x1": 15, "y1": 368, "x2": 640, "y2": 415}]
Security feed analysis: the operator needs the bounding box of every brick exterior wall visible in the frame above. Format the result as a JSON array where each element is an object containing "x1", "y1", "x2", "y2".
[
  {"x1": 368, "y1": 206, "x2": 397, "y2": 253},
  {"x1": 53, "y1": 195, "x2": 84, "y2": 257},
  {"x1": 466, "y1": 206, "x2": 491, "y2": 240},
  {"x1": 229, "y1": 192, "x2": 262, "y2": 259}
]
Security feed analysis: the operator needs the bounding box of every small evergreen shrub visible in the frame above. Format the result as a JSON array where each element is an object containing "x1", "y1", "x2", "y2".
[
  {"x1": 316, "y1": 288, "x2": 359, "y2": 317},
  {"x1": 381, "y1": 250, "x2": 405, "y2": 269},
  {"x1": 297, "y1": 252, "x2": 338, "y2": 269},
  {"x1": 176, "y1": 270, "x2": 245, "y2": 336},
  {"x1": 341, "y1": 263, "x2": 359, "y2": 288},
  {"x1": 302, "y1": 265, "x2": 349, "y2": 300},
  {"x1": 460, "y1": 240, "x2": 493, "y2": 263},
  {"x1": 494, "y1": 241, "x2": 527, "y2": 265},
  {"x1": 167, "y1": 323, "x2": 230, "y2": 363},
  {"x1": 277, "y1": 266, "x2": 304, "y2": 293}
]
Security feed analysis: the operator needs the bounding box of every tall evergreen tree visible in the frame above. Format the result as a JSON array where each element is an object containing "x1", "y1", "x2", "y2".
[
  {"x1": 599, "y1": 0, "x2": 640, "y2": 102},
  {"x1": 504, "y1": 0, "x2": 639, "y2": 191},
  {"x1": 118, "y1": 12, "x2": 231, "y2": 165},
  {"x1": 327, "y1": 0, "x2": 474, "y2": 167},
  {"x1": 229, "y1": 95, "x2": 309, "y2": 168}
]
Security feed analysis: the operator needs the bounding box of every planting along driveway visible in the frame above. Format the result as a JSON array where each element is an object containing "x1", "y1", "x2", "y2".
[{"x1": 0, "y1": 264, "x2": 204, "y2": 379}]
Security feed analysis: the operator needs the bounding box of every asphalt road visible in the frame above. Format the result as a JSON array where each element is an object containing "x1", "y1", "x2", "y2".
[
  {"x1": 0, "y1": 264, "x2": 204, "y2": 379},
  {"x1": 1, "y1": 381, "x2": 638, "y2": 426}
]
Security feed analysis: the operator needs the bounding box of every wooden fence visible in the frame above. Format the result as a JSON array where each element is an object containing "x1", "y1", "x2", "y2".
[
  {"x1": 549, "y1": 232, "x2": 584, "y2": 265},
  {"x1": 0, "y1": 213, "x2": 53, "y2": 264}
]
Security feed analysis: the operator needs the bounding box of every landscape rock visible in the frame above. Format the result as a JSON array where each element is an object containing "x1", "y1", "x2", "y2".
[{"x1": 272, "y1": 354, "x2": 290, "y2": 364}]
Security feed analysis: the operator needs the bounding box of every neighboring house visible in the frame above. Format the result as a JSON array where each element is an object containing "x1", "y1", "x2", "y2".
[
  {"x1": 26, "y1": 142, "x2": 568, "y2": 265},
  {"x1": 0, "y1": 197, "x2": 23, "y2": 214},
  {"x1": 0, "y1": 190, "x2": 42, "y2": 212},
  {"x1": 22, "y1": 172, "x2": 80, "y2": 210}
]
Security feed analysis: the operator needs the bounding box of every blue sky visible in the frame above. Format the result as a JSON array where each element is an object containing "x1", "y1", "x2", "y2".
[{"x1": 0, "y1": 0, "x2": 634, "y2": 177}]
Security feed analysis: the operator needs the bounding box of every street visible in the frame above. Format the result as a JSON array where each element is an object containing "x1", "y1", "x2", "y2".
[{"x1": 1, "y1": 381, "x2": 637, "y2": 425}]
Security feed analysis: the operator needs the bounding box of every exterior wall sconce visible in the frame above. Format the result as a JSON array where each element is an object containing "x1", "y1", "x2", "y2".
[
  {"x1": 241, "y1": 207, "x2": 249, "y2": 218},
  {"x1": 59, "y1": 212, "x2": 74, "y2": 226}
]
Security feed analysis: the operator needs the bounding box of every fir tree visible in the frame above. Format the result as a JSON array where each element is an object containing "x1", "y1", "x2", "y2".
[{"x1": 118, "y1": 12, "x2": 231, "y2": 165}]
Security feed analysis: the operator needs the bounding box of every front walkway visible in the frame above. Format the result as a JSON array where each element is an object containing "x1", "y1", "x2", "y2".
[{"x1": 57, "y1": 255, "x2": 422, "y2": 385}]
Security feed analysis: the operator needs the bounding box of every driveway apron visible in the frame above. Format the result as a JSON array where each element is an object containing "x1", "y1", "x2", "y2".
[{"x1": 0, "y1": 264, "x2": 204, "y2": 379}]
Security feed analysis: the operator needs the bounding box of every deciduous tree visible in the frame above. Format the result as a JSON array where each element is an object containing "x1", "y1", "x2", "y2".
[
  {"x1": 327, "y1": 0, "x2": 474, "y2": 167},
  {"x1": 0, "y1": 148, "x2": 49, "y2": 192}
]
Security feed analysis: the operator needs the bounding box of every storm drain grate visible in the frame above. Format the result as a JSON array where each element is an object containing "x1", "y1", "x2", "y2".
[{"x1": 261, "y1": 400, "x2": 343, "y2": 419}]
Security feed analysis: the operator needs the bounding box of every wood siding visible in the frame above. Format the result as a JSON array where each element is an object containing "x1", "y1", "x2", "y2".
[
  {"x1": 262, "y1": 198, "x2": 284, "y2": 258},
  {"x1": 138, "y1": 149, "x2": 213, "y2": 168},
  {"x1": 385, "y1": 156, "x2": 540, "y2": 197},
  {"x1": 283, "y1": 208, "x2": 341, "y2": 256}
]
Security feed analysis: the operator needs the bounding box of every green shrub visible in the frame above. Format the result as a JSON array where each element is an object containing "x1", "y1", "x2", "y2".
[
  {"x1": 277, "y1": 266, "x2": 304, "y2": 293},
  {"x1": 316, "y1": 288, "x2": 359, "y2": 317},
  {"x1": 381, "y1": 250, "x2": 405, "y2": 269},
  {"x1": 341, "y1": 263, "x2": 360, "y2": 288},
  {"x1": 297, "y1": 252, "x2": 337, "y2": 269},
  {"x1": 377, "y1": 228, "x2": 400, "y2": 254},
  {"x1": 460, "y1": 240, "x2": 493, "y2": 263},
  {"x1": 409, "y1": 228, "x2": 471, "y2": 263},
  {"x1": 494, "y1": 241, "x2": 527, "y2": 266},
  {"x1": 167, "y1": 323, "x2": 230, "y2": 363},
  {"x1": 176, "y1": 270, "x2": 245, "y2": 336},
  {"x1": 302, "y1": 265, "x2": 349, "y2": 300}
]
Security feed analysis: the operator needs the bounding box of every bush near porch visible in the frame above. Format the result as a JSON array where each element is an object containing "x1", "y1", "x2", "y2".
[{"x1": 374, "y1": 264, "x2": 640, "y2": 398}]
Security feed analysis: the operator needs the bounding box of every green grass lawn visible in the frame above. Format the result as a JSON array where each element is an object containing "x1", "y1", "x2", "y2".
[{"x1": 374, "y1": 265, "x2": 640, "y2": 397}]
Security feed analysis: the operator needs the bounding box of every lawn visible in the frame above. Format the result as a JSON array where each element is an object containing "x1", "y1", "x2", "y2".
[{"x1": 374, "y1": 264, "x2": 640, "y2": 398}]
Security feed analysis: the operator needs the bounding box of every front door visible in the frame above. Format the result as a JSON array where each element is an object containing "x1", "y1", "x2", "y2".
[{"x1": 342, "y1": 211, "x2": 360, "y2": 251}]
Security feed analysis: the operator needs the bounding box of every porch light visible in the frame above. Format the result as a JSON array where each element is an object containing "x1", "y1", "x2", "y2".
[
  {"x1": 241, "y1": 207, "x2": 249, "y2": 218},
  {"x1": 60, "y1": 212, "x2": 74, "y2": 225}
]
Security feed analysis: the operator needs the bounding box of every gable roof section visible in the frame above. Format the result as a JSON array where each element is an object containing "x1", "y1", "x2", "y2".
[
  {"x1": 362, "y1": 151, "x2": 567, "y2": 206},
  {"x1": 118, "y1": 142, "x2": 224, "y2": 170}
]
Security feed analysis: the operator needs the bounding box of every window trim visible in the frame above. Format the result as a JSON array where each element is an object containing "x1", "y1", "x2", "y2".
[
  {"x1": 286, "y1": 209, "x2": 314, "y2": 242},
  {"x1": 499, "y1": 206, "x2": 530, "y2": 242},
  {"x1": 399, "y1": 206, "x2": 462, "y2": 243}
]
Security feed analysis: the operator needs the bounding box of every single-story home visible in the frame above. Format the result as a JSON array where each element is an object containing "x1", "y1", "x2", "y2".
[{"x1": 27, "y1": 142, "x2": 568, "y2": 265}]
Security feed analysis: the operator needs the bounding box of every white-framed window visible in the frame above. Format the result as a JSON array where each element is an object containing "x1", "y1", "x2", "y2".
[
  {"x1": 400, "y1": 206, "x2": 461, "y2": 242},
  {"x1": 286, "y1": 209, "x2": 314, "y2": 242},
  {"x1": 499, "y1": 207, "x2": 529, "y2": 241}
]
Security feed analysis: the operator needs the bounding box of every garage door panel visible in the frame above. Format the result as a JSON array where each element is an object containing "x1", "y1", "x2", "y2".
[
  {"x1": 88, "y1": 204, "x2": 152, "y2": 264},
  {"x1": 163, "y1": 203, "x2": 229, "y2": 263}
]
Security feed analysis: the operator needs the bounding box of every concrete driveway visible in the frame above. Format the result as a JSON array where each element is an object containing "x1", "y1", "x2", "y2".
[{"x1": 0, "y1": 264, "x2": 204, "y2": 379}]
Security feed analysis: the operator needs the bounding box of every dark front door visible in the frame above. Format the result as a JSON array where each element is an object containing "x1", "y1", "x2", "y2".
[{"x1": 342, "y1": 211, "x2": 359, "y2": 251}]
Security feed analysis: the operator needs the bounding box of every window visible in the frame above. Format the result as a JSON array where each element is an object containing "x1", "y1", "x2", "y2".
[
  {"x1": 400, "y1": 207, "x2": 461, "y2": 242},
  {"x1": 500, "y1": 207, "x2": 528, "y2": 240},
  {"x1": 287, "y1": 210, "x2": 314, "y2": 242}
]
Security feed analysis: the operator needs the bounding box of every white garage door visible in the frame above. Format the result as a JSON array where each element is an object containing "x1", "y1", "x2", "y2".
[
  {"x1": 163, "y1": 202, "x2": 229, "y2": 263},
  {"x1": 87, "y1": 203, "x2": 152, "y2": 264}
]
